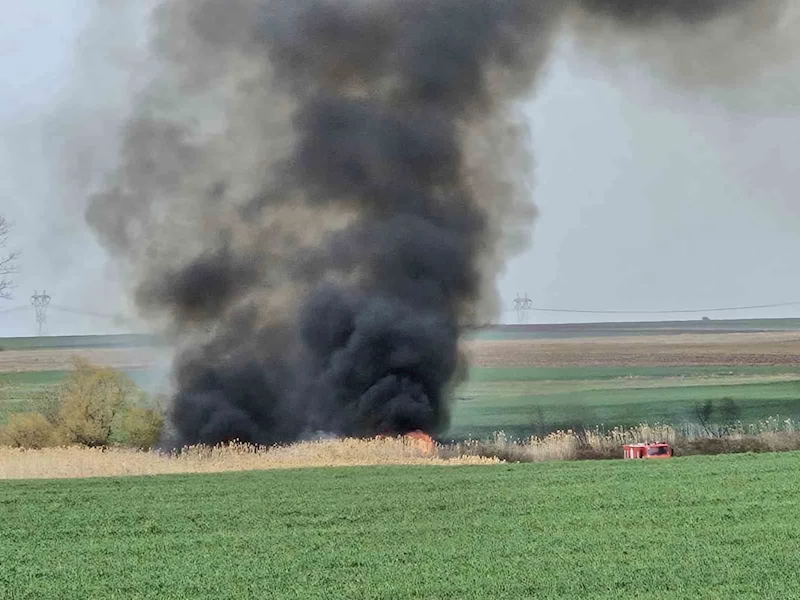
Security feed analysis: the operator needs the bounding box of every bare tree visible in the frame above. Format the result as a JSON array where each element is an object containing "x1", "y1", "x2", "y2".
[
  {"x1": 694, "y1": 399, "x2": 717, "y2": 437},
  {"x1": 0, "y1": 215, "x2": 19, "y2": 300}
]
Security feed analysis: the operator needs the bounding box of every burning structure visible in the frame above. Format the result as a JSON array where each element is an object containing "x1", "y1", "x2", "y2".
[{"x1": 81, "y1": 0, "x2": 793, "y2": 447}]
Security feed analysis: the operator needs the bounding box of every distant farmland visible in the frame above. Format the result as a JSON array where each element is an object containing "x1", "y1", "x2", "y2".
[
  {"x1": 3, "y1": 453, "x2": 800, "y2": 599},
  {"x1": 0, "y1": 333, "x2": 163, "y2": 351},
  {"x1": 451, "y1": 322, "x2": 800, "y2": 438},
  {"x1": 450, "y1": 365, "x2": 800, "y2": 440},
  {"x1": 467, "y1": 318, "x2": 800, "y2": 340},
  {"x1": 2, "y1": 319, "x2": 800, "y2": 438}
]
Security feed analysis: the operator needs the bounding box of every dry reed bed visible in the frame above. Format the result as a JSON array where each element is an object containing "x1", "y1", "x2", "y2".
[
  {"x1": 4, "y1": 421, "x2": 800, "y2": 480},
  {"x1": 0, "y1": 437, "x2": 497, "y2": 480},
  {"x1": 447, "y1": 421, "x2": 800, "y2": 463}
]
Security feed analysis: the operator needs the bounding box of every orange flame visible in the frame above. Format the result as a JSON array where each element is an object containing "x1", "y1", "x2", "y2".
[
  {"x1": 402, "y1": 430, "x2": 436, "y2": 455},
  {"x1": 375, "y1": 430, "x2": 436, "y2": 456}
]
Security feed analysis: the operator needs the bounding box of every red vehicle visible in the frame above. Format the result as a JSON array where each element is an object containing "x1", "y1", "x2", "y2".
[{"x1": 622, "y1": 442, "x2": 673, "y2": 459}]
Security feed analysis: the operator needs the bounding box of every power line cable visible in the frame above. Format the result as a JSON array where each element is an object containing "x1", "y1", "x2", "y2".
[
  {"x1": 10, "y1": 299, "x2": 800, "y2": 320},
  {"x1": 504, "y1": 300, "x2": 800, "y2": 315},
  {"x1": 49, "y1": 305, "x2": 135, "y2": 322}
]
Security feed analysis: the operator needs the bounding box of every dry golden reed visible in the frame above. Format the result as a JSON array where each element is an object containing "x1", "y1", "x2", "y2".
[
  {"x1": 4, "y1": 421, "x2": 800, "y2": 480},
  {"x1": 442, "y1": 425, "x2": 680, "y2": 463},
  {"x1": 446, "y1": 422, "x2": 800, "y2": 463},
  {"x1": 0, "y1": 437, "x2": 497, "y2": 480}
]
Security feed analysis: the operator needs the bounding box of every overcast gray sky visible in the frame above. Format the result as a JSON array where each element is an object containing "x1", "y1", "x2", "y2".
[{"x1": 1, "y1": 3, "x2": 800, "y2": 336}]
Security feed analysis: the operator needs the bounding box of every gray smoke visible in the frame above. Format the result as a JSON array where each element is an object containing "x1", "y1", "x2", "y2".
[
  {"x1": 569, "y1": 0, "x2": 795, "y2": 90},
  {"x1": 575, "y1": 0, "x2": 751, "y2": 23},
  {"x1": 81, "y1": 0, "x2": 793, "y2": 447}
]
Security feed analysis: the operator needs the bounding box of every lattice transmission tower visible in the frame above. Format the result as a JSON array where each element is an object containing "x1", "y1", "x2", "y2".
[
  {"x1": 31, "y1": 290, "x2": 51, "y2": 335},
  {"x1": 512, "y1": 293, "x2": 532, "y2": 323}
]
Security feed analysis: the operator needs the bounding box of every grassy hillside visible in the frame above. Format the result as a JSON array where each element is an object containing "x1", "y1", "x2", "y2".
[{"x1": 2, "y1": 453, "x2": 800, "y2": 599}]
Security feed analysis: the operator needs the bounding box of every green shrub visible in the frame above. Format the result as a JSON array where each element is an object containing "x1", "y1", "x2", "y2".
[
  {"x1": 120, "y1": 407, "x2": 165, "y2": 450},
  {"x1": 0, "y1": 358, "x2": 164, "y2": 449},
  {"x1": 57, "y1": 358, "x2": 138, "y2": 447},
  {"x1": 31, "y1": 387, "x2": 61, "y2": 425},
  {"x1": 0, "y1": 412, "x2": 60, "y2": 449},
  {"x1": 0, "y1": 359, "x2": 167, "y2": 450}
]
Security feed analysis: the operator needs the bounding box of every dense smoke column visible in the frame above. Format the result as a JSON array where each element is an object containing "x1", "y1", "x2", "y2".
[
  {"x1": 257, "y1": 1, "x2": 560, "y2": 439},
  {"x1": 263, "y1": 1, "x2": 558, "y2": 440},
  {"x1": 105, "y1": 0, "x2": 560, "y2": 447},
  {"x1": 83, "y1": 0, "x2": 786, "y2": 447}
]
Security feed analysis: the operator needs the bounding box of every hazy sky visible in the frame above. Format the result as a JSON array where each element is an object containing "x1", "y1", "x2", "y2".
[{"x1": 1, "y1": 3, "x2": 800, "y2": 336}]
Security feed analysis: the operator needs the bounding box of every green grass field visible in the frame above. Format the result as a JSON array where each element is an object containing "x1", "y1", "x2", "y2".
[
  {"x1": 0, "y1": 371, "x2": 65, "y2": 424},
  {"x1": 2, "y1": 453, "x2": 799, "y2": 599},
  {"x1": 449, "y1": 366, "x2": 800, "y2": 439}
]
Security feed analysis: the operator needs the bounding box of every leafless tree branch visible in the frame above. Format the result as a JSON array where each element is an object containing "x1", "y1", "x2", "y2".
[{"x1": 0, "y1": 214, "x2": 19, "y2": 300}]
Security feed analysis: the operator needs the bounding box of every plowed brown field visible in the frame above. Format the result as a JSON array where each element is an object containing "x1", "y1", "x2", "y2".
[
  {"x1": 2, "y1": 331, "x2": 800, "y2": 373},
  {"x1": 463, "y1": 332, "x2": 800, "y2": 367},
  {"x1": 0, "y1": 347, "x2": 168, "y2": 373}
]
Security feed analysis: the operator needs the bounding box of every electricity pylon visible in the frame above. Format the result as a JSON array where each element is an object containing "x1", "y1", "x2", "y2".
[{"x1": 31, "y1": 290, "x2": 51, "y2": 335}]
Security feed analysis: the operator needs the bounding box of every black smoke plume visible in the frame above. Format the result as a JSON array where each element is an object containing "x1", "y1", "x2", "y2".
[{"x1": 83, "y1": 0, "x2": 789, "y2": 447}]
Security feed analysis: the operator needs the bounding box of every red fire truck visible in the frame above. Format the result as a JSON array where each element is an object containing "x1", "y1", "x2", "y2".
[{"x1": 622, "y1": 442, "x2": 673, "y2": 459}]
